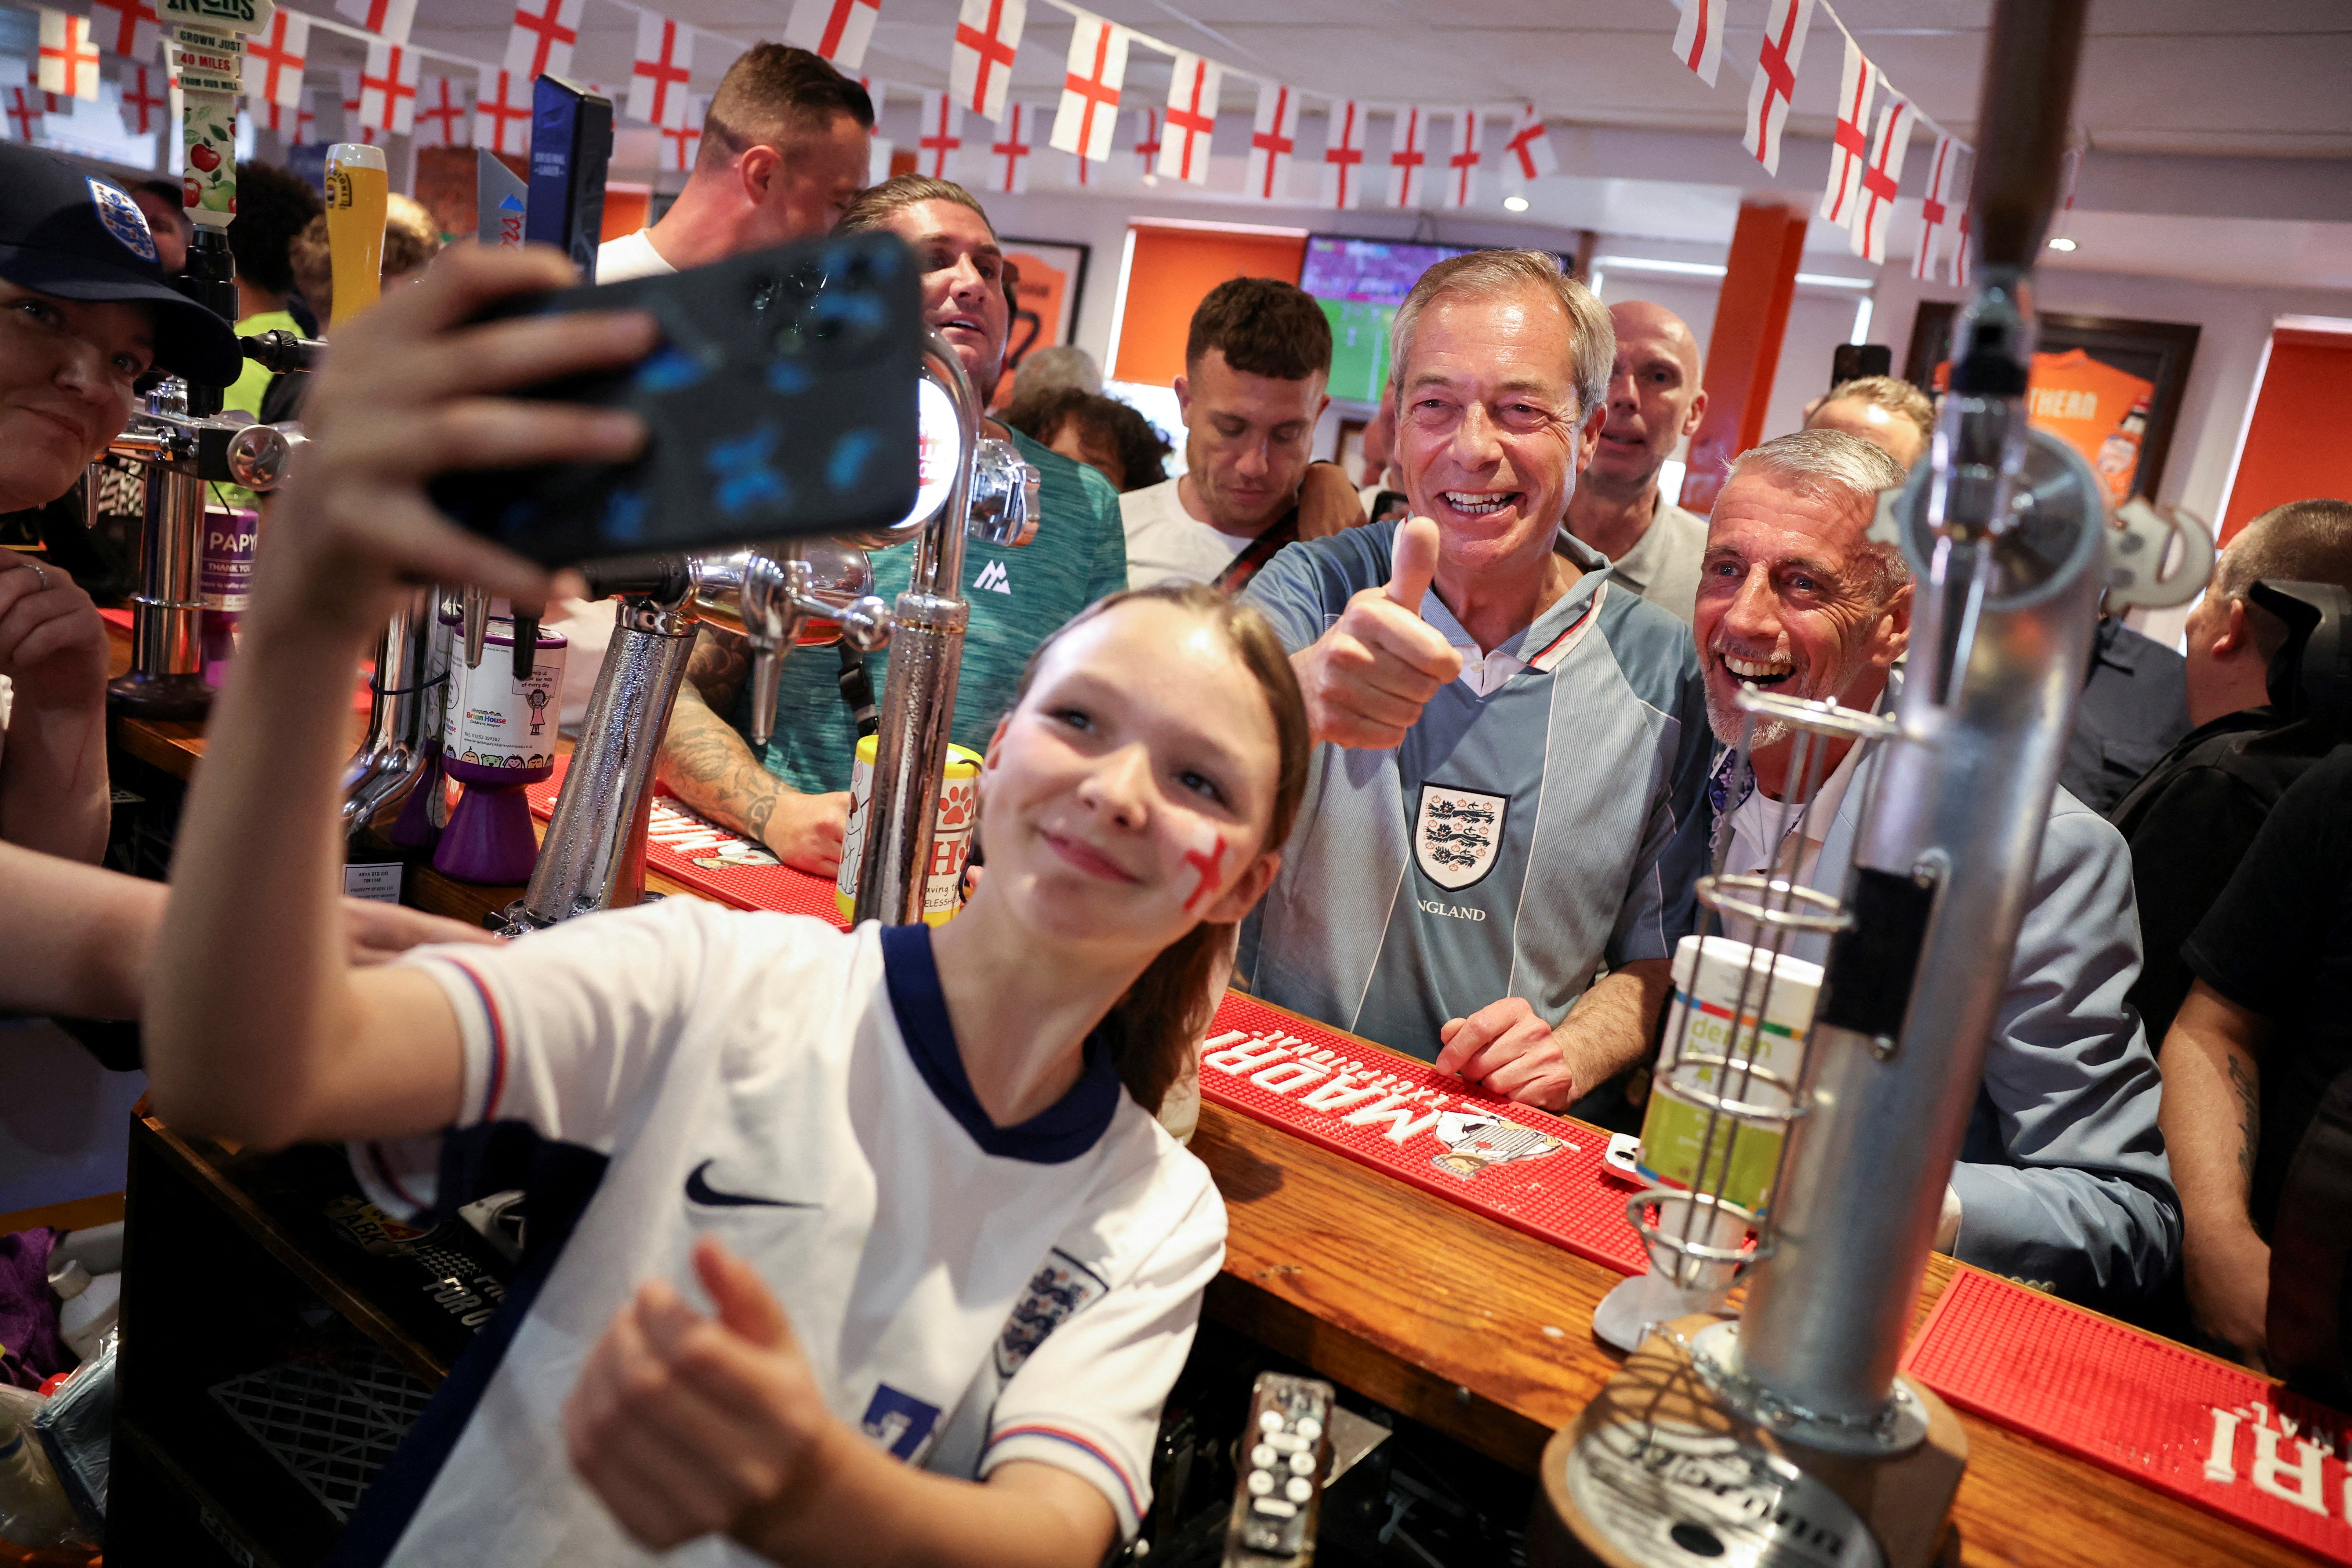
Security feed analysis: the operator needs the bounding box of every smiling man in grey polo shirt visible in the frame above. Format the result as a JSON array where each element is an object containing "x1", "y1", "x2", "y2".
[{"x1": 1237, "y1": 252, "x2": 1711, "y2": 1122}]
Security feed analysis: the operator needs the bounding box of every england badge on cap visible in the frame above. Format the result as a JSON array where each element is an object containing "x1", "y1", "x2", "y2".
[{"x1": 86, "y1": 177, "x2": 158, "y2": 263}]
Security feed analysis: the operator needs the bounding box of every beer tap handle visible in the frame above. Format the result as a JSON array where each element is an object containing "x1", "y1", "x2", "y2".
[
  {"x1": 512, "y1": 611, "x2": 540, "y2": 681},
  {"x1": 460, "y1": 585, "x2": 489, "y2": 669},
  {"x1": 238, "y1": 328, "x2": 329, "y2": 373}
]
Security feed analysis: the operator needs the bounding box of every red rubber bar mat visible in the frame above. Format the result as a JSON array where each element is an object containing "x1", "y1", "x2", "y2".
[
  {"x1": 1902, "y1": 1268, "x2": 2352, "y2": 1562},
  {"x1": 1198, "y1": 992, "x2": 1650, "y2": 1275}
]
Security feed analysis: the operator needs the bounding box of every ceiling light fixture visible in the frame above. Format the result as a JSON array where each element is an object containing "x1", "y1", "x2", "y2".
[
  {"x1": 2048, "y1": 236, "x2": 2077, "y2": 251},
  {"x1": 1503, "y1": 194, "x2": 1530, "y2": 212}
]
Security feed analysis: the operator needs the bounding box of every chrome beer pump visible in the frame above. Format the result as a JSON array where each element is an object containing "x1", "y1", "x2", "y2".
[{"x1": 1537, "y1": 4, "x2": 2212, "y2": 1563}]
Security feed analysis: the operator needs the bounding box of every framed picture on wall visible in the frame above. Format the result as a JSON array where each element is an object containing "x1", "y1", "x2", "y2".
[
  {"x1": 995, "y1": 238, "x2": 1090, "y2": 405},
  {"x1": 1906, "y1": 304, "x2": 2201, "y2": 504}
]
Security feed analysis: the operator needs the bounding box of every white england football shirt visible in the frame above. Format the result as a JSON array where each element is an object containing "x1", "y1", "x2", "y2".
[{"x1": 341, "y1": 902, "x2": 1223, "y2": 1565}]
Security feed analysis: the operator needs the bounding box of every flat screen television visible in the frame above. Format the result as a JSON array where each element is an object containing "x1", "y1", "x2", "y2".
[{"x1": 1299, "y1": 235, "x2": 1577, "y2": 403}]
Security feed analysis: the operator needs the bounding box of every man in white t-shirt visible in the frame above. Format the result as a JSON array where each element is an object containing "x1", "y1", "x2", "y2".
[
  {"x1": 595, "y1": 44, "x2": 873, "y2": 285},
  {"x1": 1121, "y1": 277, "x2": 1363, "y2": 595}
]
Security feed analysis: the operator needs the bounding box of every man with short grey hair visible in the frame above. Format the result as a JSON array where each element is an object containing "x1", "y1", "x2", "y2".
[
  {"x1": 1700, "y1": 428, "x2": 2178, "y2": 1310},
  {"x1": 1566, "y1": 300, "x2": 1711, "y2": 624},
  {"x1": 1237, "y1": 250, "x2": 1711, "y2": 1123}
]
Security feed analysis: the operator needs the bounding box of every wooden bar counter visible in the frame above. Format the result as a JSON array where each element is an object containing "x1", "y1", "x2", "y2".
[{"x1": 104, "y1": 677, "x2": 2313, "y2": 1568}]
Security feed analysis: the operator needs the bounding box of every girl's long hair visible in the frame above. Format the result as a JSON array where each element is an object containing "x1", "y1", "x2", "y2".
[{"x1": 999, "y1": 583, "x2": 1310, "y2": 1111}]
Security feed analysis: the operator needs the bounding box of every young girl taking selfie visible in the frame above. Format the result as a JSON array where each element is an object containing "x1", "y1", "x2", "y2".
[{"x1": 143, "y1": 242, "x2": 1310, "y2": 1567}]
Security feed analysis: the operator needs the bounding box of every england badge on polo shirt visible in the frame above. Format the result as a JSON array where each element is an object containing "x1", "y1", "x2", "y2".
[{"x1": 1414, "y1": 784, "x2": 1505, "y2": 891}]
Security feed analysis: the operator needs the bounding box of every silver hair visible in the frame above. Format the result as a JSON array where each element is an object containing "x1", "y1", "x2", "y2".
[
  {"x1": 1387, "y1": 250, "x2": 1614, "y2": 417},
  {"x1": 1723, "y1": 428, "x2": 1911, "y2": 603},
  {"x1": 1012, "y1": 343, "x2": 1103, "y2": 399}
]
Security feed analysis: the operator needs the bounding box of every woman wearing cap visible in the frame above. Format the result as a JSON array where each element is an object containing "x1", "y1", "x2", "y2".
[{"x1": 0, "y1": 142, "x2": 477, "y2": 1015}]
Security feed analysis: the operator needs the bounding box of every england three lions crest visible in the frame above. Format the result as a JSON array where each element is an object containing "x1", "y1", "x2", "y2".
[
  {"x1": 995, "y1": 1249, "x2": 1108, "y2": 1377},
  {"x1": 1414, "y1": 785, "x2": 1506, "y2": 891},
  {"x1": 1430, "y1": 1109, "x2": 1567, "y2": 1180}
]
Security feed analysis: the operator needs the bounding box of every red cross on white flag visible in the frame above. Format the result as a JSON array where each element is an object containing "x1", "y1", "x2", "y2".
[
  {"x1": 1817, "y1": 30, "x2": 1878, "y2": 229},
  {"x1": 1441, "y1": 108, "x2": 1482, "y2": 209},
  {"x1": 1670, "y1": 0, "x2": 1726, "y2": 87},
  {"x1": 1131, "y1": 105, "x2": 1161, "y2": 176},
  {"x1": 1499, "y1": 102, "x2": 1555, "y2": 185},
  {"x1": 1066, "y1": 146, "x2": 1093, "y2": 188},
  {"x1": 1913, "y1": 132, "x2": 1967, "y2": 284},
  {"x1": 1742, "y1": 0, "x2": 1817, "y2": 174},
  {"x1": 1319, "y1": 99, "x2": 1366, "y2": 209},
  {"x1": 628, "y1": 14, "x2": 693, "y2": 129},
  {"x1": 3, "y1": 85, "x2": 42, "y2": 140},
  {"x1": 951, "y1": 0, "x2": 1024, "y2": 122},
  {"x1": 1048, "y1": 13, "x2": 1125, "y2": 162},
  {"x1": 1850, "y1": 95, "x2": 1915, "y2": 263},
  {"x1": 338, "y1": 68, "x2": 381, "y2": 146},
  {"x1": 90, "y1": 0, "x2": 161, "y2": 63},
  {"x1": 242, "y1": 10, "x2": 309, "y2": 110},
  {"x1": 505, "y1": 0, "x2": 584, "y2": 82},
  {"x1": 336, "y1": 0, "x2": 418, "y2": 46},
  {"x1": 918, "y1": 89, "x2": 964, "y2": 178},
  {"x1": 414, "y1": 74, "x2": 470, "y2": 146},
  {"x1": 1386, "y1": 106, "x2": 1428, "y2": 209},
  {"x1": 475, "y1": 66, "x2": 531, "y2": 154},
  {"x1": 38, "y1": 12, "x2": 99, "y2": 102},
  {"x1": 984, "y1": 101, "x2": 1033, "y2": 193},
  {"x1": 1954, "y1": 203, "x2": 1973, "y2": 287},
  {"x1": 1159, "y1": 52, "x2": 1219, "y2": 184},
  {"x1": 660, "y1": 94, "x2": 705, "y2": 172},
  {"x1": 263, "y1": 95, "x2": 318, "y2": 146},
  {"x1": 1245, "y1": 83, "x2": 1297, "y2": 201},
  {"x1": 359, "y1": 41, "x2": 419, "y2": 135},
  {"x1": 784, "y1": 0, "x2": 879, "y2": 72},
  {"x1": 120, "y1": 62, "x2": 166, "y2": 133}
]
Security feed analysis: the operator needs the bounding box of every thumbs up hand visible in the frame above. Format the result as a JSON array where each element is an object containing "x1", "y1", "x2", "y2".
[{"x1": 1294, "y1": 516, "x2": 1465, "y2": 749}]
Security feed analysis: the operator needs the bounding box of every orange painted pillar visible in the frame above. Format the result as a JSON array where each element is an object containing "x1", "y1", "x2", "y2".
[{"x1": 1679, "y1": 198, "x2": 1808, "y2": 514}]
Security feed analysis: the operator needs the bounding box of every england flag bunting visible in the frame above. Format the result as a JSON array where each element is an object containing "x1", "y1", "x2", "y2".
[
  {"x1": 1048, "y1": 11, "x2": 1125, "y2": 161},
  {"x1": 1817, "y1": 27, "x2": 1877, "y2": 230},
  {"x1": 414, "y1": 73, "x2": 470, "y2": 146},
  {"x1": 950, "y1": 0, "x2": 1024, "y2": 123},
  {"x1": 242, "y1": 9, "x2": 308, "y2": 110},
  {"x1": 660, "y1": 94, "x2": 704, "y2": 172},
  {"x1": 1158, "y1": 51, "x2": 1218, "y2": 184},
  {"x1": 475, "y1": 65, "x2": 532, "y2": 154},
  {"x1": 1742, "y1": 0, "x2": 1817, "y2": 174},
  {"x1": 90, "y1": 0, "x2": 162, "y2": 63},
  {"x1": 1914, "y1": 134, "x2": 1969, "y2": 285},
  {"x1": 916, "y1": 89, "x2": 963, "y2": 178},
  {"x1": 1129, "y1": 104, "x2": 1160, "y2": 177},
  {"x1": 505, "y1": 0, "x2": 584, "y2": 82},
  {"x1": 1670, "y1": 0, "x2": 1726, "y2": 88},
  {"x1": 1319, "y1": 98, "x2": 1365, "y2": 209},
  {"x1": 338, "y1": 67, "x2": 380, "y2": 146},
  {"x1": 1386, "y1": 105, "x2": 1427, "y2": 209},
  {"x1": 984, "y1": 100, "x2": 1033, "y2": 193},
  {"x1": 1849, "y1": 94, "x2": 1915, "y2": 263},
  {"x1": 252, "y1": 93, "x2": 317, "y2": 144},
  {"x1": 3, "y1": 85, "x2": 42, "y2": 141},
  {"x1": 335, "y1": 0, "x2": 417, "y2": 46},
  {"x1": 1499, "y1": 102, "x2": 1555, "y2": 186},
  {"x1": 359, "y1": 40, "x2": 419, "y2": 136},
  {"x1": 120, "y1": 61, "x2": 167, "y2": 133},
  {"x1": 628, "y1": 13, "x2": 693, "y2": 129},
  {"x1": 37, "y1": 12, "x2": 99, "y2": 101},
  {"x1": 1066, "y1": 145, "x2": 1093, "y2": 187},
  {"x1": 1441, "y1": 107, "x2": 1482, "y2": 209},
  {"x1": 1244, "y1": 81, "x2": 1296, "y2": 201},
  {"x1": 867, "y1": 131, "x2": 893, "y2": 183},
  {"x1": 783, "y1": 0, "x2": 878, "y2": 72}
]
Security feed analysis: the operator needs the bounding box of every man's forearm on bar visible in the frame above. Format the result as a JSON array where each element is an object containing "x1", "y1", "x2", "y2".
[{"x1": 660, "y1": 682, "x2": 786, "y2": 844}]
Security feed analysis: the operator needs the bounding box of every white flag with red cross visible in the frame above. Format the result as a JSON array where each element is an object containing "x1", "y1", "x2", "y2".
[
  {"x1": 628, "y1": 13, "x2": 693, "y2": 129},
  {"x1": 359, "y1": 41, "x2": 419, "y2": 135},
  {"x1": 505, "y1": 0, "x2": 584, "y2": 82},
  {"x1": 1130, "y1": 104, "x2": 1160, "y2": 178},
  {"x1": 784, "y1": 0, "x2": 879, "y2": 72},
  {"x1": 1913, "y1": 132, "x2": 1967, "y2": 284},
  {"x1": 1817, "y1": 29, "x2": 1878, "y2": 230},
  {"x1": 1386, "y1": 105, "x2": 1428, "y2": 208},
  {"x1": 1441, "y1": 107, "x2": 1482, "y2": 209},
  {"x1": 254, "y1": 93, "x2": 318, "y2": 145},
  {"x1": 1158, "y1": 52, "x2": 1219, "y2": 184},
  {"x1": 982, "y1": 100, "x2": 1034, "y2": 193},
  {"x1": 1065, "y1": 145, "x2": 1094, "y2": 188},
  {"x1": 951, "y1": 0, "x2": 1024, "y2": 123},
  {"x1": 660, "y1": 94, "x2": 705, "y2": 172},
  {"x1": 1049, "y1": 11, "x2": 1125, "y2": 161},
  {"x1": 1244, "y1": 82, "x2": 1297, "y2": 201},
  {"x1": 917, "y1": 89, "x2": 964, "y2": 178},
  {"x1": 1742, "y1": 0, "x2": 1817, "y2": 174},
  {"x1": 38, "y1": 12, "x2": 100, "y2": 102},
  {"x1": 414, "y1": 74, "x2": 470, "y2": 147},
  {"x1": 1849, "y1": 94, "x2": 1915, "y2": 263},
  {"x1": 90, "y1": 0, "x2": 162, "y2": 63},
  {"x1": 121, "y1": 62, "x2": 168, "y2": 134},
  {"x1": 1319, "y1": 98, "x2": 1366, "y2": 209},
  {"x1": 475, "y1": 65, "x2": 532, "y2": 154},
  {"x1": 337, "y1": 67, "x2": 380, "y2": 146},
  {"x1": 1670, "y1": 0, "x2": 1726, "y2": 88},
  {"x1": 242, "y1": 9, "x2": 308, "y2": 110},
  {"x1": 336, "y1": 0, "x2": 417, "y2": 46},
  {"x1": 1499, "y1": 102, "x2": 1555, "y2": 187},
  {"x1": 867, "y1": 132, "x2": 893, "y2": 183},
  {"x1": 3, "y1": 85, "x2": 43, "y2": 141}
]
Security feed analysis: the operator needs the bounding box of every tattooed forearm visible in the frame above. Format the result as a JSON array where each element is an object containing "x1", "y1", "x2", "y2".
[
  {"x1": 684, "y1": 624, "x2": 753, "y2": 712},
  {"x1": 2226, "y1": 1051, "x2": 2260, "y2": 1191},
  {"x1": 661, "y1": 682, "x2": 782, "y2": 842}
]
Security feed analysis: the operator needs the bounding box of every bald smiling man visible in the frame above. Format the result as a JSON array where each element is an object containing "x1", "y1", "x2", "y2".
[{"x1": 1563, "y1": 301, "x2": 1711, "y2": 625}]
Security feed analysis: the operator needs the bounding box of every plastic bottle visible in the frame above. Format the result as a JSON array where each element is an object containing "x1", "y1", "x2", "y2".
[{"x1": 0, "y1": 1416, "x2": 80, "y2": 1552}]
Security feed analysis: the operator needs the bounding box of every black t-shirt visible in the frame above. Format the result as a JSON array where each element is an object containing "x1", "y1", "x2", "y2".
[
  {"x1": 2062, "y1": 616, "x2": 2192, "y2": 815},
  {"x1": 2183, "y1": 743, "x2": 2352, "y2": 1235},
  {"x1": 2110, "y1": 707, "x2": 2342, "y2": 1044}
]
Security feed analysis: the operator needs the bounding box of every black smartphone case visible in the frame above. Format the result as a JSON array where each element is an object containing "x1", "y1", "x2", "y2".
[{"x1": 430, "y1": 232, "x2": 923, "y2": 566}]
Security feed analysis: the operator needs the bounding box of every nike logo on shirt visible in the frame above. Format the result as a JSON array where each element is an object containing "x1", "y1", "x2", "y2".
[
  {"x1": 975, "y1": 559, "x2": 1011, "y2": 593},
  {"x1": 684, "y1": 1160, "x2": 817, "y2": 1209}
]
